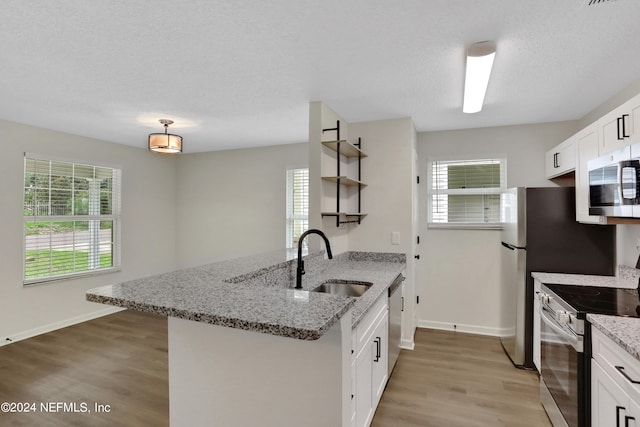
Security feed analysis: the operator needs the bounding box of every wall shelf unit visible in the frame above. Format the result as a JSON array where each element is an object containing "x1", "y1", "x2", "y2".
[{"x1": 320, "y1": 120, "x2": 367, "y2": 227}]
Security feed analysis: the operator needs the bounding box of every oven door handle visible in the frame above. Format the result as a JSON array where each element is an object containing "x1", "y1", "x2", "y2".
[{"x1": 540, "y1": 306, "x2": 583, "y2": 352}]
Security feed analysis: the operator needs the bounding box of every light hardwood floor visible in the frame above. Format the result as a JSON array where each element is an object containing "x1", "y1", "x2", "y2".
[
  {"x1": 372, "y1": 328, "x2": 552, "y2": 427},
  {"x1": 0, "y1": 311, "x2": 551, "y2": 426}
]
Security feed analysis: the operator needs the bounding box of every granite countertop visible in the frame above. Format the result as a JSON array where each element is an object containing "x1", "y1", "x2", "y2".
[
  {"x1": 532, "y1": 265, "x2": 640, "y2": 289},
  {"x1": 533, "y1": 266, "x2": 640, "y2": 362},
  {"x1": 86, "y1": 250, "x2": 405, "y2": 341},
  {"x1": 588, "y1": 314, "x2": 640, "y2": 362}
]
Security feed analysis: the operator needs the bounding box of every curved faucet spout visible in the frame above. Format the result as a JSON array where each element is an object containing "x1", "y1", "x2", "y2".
[{"x1": 295, "y1": 229, "x2": 333, "y2": 289}]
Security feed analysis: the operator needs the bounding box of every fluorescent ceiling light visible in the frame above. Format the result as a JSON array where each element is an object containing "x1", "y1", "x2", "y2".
[{"x1": 463, "y1": 41, "x2": 496, "y2": 114}]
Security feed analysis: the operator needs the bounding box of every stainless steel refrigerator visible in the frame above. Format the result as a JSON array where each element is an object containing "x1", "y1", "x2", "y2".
[{"x1": 500, "y1": 187, "x2": 616, "y2": 369}]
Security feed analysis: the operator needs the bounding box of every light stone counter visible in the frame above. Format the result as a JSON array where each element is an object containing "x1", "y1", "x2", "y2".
[
  {"x1": 86, "y1": 250, "x2": 405, "y2": 341},
  {"x1": 588, "y1": 314, "x2": 640, "y2": 362},
  {"x1": 532, "y1": 265, "x2": 640, "y2": 289}
]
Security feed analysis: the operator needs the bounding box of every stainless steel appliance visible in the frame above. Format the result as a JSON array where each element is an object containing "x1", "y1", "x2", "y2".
[
  {"x1": 388, "y1": 273, "x2": 403, "y2": 375},
  {"x1": 587, "y1": 145, "x2": 639, "y2": 217},
  {"x1": 538, "y1": 284, "x2": 585, "y2": 427},
  {"x1": 538, "y1": 284, "x2": 640, "y2": 427},
  {"x1": 500, "y1": 187, "x2": 615, "y2": 369}
]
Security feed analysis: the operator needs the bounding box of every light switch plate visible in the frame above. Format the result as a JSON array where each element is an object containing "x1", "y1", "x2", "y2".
[{"x1": 391, "y1": 232, "x2": 400, "y2": 245}]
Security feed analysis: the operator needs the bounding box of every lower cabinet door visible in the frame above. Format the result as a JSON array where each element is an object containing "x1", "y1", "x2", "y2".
[
  {"x1": 371, "y1": 312, "x2": 389, "y2": 407},
  {"x1": 592, "y1": 359, "x2": 629, "y2": 426},
  {"x1": 355, "y1": 342, "x2": 373, "y2": 427}
]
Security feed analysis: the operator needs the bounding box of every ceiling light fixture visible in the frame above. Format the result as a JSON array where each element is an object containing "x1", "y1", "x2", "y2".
[
  {"x1": 463, "y1": 41, "x2": 497, "y2": 114},
  {"x1": 148, "y1": 119, "x2": 183, "y2": 153}
]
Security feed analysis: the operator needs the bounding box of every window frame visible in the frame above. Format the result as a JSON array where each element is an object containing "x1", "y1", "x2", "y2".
[
  {"x1": 23, "y1": 153, "x2": 122, "y2": 285},
  {"x1": 285, "y1": 167, "x2": 309, "y2": 249},
  {"x1": 427, "y1": 157, "x2": 507, "y2": 230}
]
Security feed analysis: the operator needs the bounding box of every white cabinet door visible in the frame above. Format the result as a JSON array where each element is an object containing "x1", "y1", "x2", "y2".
[
  {"x1": 545, "y1": 137, "x2": 576, "y2": 179},
  {"x1": 592, "y1": 359, "x2": 629, "y2": 427},
  {"x1": 355, "y1": 341, "x2": 373, "y2": 427},
  {"x1": 600, "y1": 93, "x2": 640, "y2": 154},
  {"x1": 371, "y1": 311, "x2": 389, "y2": 408},
  {"x1": 575, "y1": 123, "x2": 607, "y2": 224}
]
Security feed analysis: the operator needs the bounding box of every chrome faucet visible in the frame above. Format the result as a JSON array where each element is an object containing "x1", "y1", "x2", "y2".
[{"x1": 295, "y1": 229, "x2": 333, "y2": 289}]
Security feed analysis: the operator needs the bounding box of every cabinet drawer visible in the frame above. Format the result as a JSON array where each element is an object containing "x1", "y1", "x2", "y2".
[
  {"x1": 353, "y1": 295, "x2": 387, "y2": 359},
  {"x1": 592, "y1": 327, "x2": 640, "y2": 403}
]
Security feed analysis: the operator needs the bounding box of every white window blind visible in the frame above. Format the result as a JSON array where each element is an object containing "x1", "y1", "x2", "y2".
[
  {"x1": 429, "y1": 158, "x2": 506, "y2": 227},
  {"x1": 286, "y1": 168, "x2": 309, "y2": 249},
  {"x1": 23, "y1": 155, "x2": 121, "y2": 284}
]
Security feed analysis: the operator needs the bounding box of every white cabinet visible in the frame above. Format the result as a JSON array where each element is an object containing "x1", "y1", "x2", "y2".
[
  {"x1": 352, "y1": 295, "x2": 388, "y2": 427},
  {"x1": 546, "y1": 137, "x2": 576, "y2": 179},
  {"x1": 592, "y1": 359, "x2": 634, "y2": 426},
  {"x1": 575, "y1": 123, "x2": 607, "y2": 224},
  {"x1": 371, "y1": 311, "x2": 389, "y2": 408},
  {"x1": 599, "y1": 93, "x2": 640, "y2": 154},
  {"x1": 591, "y1": 327, "x2": 640, "y2": 426}
]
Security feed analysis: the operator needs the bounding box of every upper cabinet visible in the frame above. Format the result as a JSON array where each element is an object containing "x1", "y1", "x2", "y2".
[
  {"x1": 599, "y1": 93, "x2": 640, "y2": 154},
  {"x1": 545, "y1": 137, "x2": 576, "y2": 179},
  {"x1": 575, "y1": 123, "x2": 607, "y2": 224}
]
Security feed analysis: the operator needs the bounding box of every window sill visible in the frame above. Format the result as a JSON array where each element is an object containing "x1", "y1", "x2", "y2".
[
  {"x1": 23, "y1": 267, "x2": 121, "y2": 286},
  {"x1": 427, "y1": 222, "x2": 503, "y2": 231}
]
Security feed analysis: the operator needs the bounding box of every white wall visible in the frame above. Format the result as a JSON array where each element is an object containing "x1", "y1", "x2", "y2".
[
  {"x1": 0, "y1": 119, "x2": 178, "y2": 342},
  {"x1": 175, "y1": 143, "x2": 308, "y2": 268},
  {"x1": 416, "y1": 121, "x2": 579, "y2": 335},
  {"x1": 348, "y1": 118, "x2": 418, "y2": 347}
]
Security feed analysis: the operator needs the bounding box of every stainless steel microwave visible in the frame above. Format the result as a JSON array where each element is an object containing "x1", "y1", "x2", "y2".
[{"x1": 588, "y1": 145, "x2": 640, "y2": 217}]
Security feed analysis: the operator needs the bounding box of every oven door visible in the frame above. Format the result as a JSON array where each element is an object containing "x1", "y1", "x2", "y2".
[{"x1": 540, "y1": 305, "x2": 584, "y2": 427}]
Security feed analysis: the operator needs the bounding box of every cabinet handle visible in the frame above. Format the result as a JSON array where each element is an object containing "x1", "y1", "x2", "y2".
[
  {"x1": 618, "y1": 117, "x2": 625, "y2": 140},
  {"x1": 553, "y1": 152, "x2": 559, "y2": 168},
  {"x1": 618, "y1": 406, "x2": 626, "y2": 427},
  {"x1": 414, "y1": 254, "x2": 420, "y2": 260},
  {"x1": 616, "y1": 365, "x2": 640, "y2": 384},
  {"x1": 374, "y1": 337, "x2": 381, "y2": 362},
  {"x1": 623, "y1": 114, "x2": 630, "y2": 138},
  {"x1": 401, "y1": 296, "x2": 404, "y2": 312},
  {"x1": 625, "y1": 415, "x2": 636, "y2": 427}
]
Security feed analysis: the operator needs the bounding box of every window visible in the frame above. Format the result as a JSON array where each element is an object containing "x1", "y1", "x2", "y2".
[
  {"x1": 428, "y1": 158, "x2": 506, "y2": 228},
  {"x1": 23, "y1": 155, "x2": 121, "y2": 284},
  {"x1": 286, "y1": 168, "x2": 309, "y2": 249}
]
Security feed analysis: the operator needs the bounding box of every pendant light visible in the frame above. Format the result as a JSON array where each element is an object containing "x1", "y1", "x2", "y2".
[{"x1": 148, "y1": 119, "x2": 183, "y2": 153}]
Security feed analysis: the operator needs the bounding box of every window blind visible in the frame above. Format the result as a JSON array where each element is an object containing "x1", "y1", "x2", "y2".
[
  {"x1": 429, "y1": 159, "x2": 506, "y2": 225},
  {"x1": 286, "y1": 168, "x2": 309, "y2": 248},
  {"x1": 23, "y1": 155, "x2": 121, "y2": 284}
]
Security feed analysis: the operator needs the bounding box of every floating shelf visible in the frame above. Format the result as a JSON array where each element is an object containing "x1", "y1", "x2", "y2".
[
  {"x1": 321, "y1": 140, "x2": 368, "y2": 158},
  {"x1": 321, "y1": 176, "x2": 367, "y2": 187},
  {"x1": 321, "y1": 212, "x2": 368, "y2": 224}
]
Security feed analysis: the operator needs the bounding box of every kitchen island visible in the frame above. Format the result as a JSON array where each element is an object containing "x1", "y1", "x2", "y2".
[{"x1": 86, "y1": 250, "x2": 405, "y2": 427}]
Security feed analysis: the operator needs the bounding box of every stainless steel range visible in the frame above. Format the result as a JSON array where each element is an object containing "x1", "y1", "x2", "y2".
[{"x1": 538, "y1": 283, "x2": 640, "y2": 427}]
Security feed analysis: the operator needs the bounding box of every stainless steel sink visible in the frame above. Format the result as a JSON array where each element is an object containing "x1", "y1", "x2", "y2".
[{"x1": 311, "y1": 280, "x2": 373, "y2": 297}]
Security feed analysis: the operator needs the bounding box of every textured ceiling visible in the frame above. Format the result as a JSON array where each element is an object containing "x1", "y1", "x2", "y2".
[{"x1": 2, "y1": 0, "x2": 640, "y2": 153}]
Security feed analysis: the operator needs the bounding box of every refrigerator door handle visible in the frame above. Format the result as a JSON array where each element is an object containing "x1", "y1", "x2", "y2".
[
  {"x1": 501, "y1": 241, "x2": 515, "y2": 250},
  {"x1": 501, "y1": 241, "x2": 526, "y2": 251}
]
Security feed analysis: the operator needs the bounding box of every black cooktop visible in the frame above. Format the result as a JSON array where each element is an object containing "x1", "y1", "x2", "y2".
[{"x1": 545, "y1": 284, "x2": 640, "y2": 318}]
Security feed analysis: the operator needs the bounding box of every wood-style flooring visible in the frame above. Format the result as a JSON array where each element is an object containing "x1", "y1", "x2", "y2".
[
  {"x1": 0, "y1": 310, "x2": 168, "y2": 427},
  {"x1": 0, "y1": 311, "x2": 551, "y2": 426},
  {"x1": 372, "y1": 328, "x2": 552, "y2": 427}
]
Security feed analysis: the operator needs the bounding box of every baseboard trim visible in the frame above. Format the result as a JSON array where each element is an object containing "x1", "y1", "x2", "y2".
[
  {"x1": 400, "y1": 339, "x2": 415, "y2": 350},
  {"x1": 1, "y1": 306, "x2": 125, "y2": 347},
  {"x1": 417, "y1": 320, "x2": 509, "y2": 337}
]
